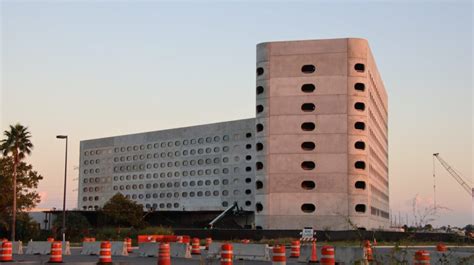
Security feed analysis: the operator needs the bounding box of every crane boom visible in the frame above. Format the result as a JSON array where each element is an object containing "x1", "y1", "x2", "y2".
[{"x1": 433, "y1": 153, "x2": 472, "y2": 196}]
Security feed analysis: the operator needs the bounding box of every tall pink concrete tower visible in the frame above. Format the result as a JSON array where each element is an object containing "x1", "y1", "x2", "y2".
[{"x1": 254, "y1": 38, "x2": 389, "y2": 230}]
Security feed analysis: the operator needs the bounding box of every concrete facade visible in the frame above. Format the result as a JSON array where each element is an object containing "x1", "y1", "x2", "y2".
[
  {"x1": 78, "y1": 119, "x2": 256, "y2": 213},
  {"x1": 78, "y1": 38, "x2": 389, "y2": 230},
  {"x1": 254, "y1": 38, "x2": 389, "y2": 230}
]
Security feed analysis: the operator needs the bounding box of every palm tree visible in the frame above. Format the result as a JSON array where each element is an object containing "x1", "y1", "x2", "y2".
[{"x1": 0, "y1": 124, "x2": 33, "y2": 241}]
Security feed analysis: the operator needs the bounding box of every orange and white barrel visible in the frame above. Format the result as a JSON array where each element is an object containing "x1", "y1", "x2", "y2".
[
  {"x1": 49, "y1": 241, "x2": 62, "y2": 263},
  {"x1": 158, "y1": 242, "x2": 171, "y2": 265},
  {"x1": 272, "y1": 245, "x2": 286, "y2": 265},
  {"x1": 241, "y1": 239, "x2": 250, "y2": 244},
  {"x1": 98, "y1": 241, "x2": 112, "y2": 264},
  {"x1": 126, "y1": 237, "x2": 132, "y2": 253},
  {"x1": 205, "y1": 237, "x2": 212, "y2": 250},
  {"x1": 436, "y1": 243, "x2": 447, "y2": 252},
  {"x1": 191, "y1": 238, "x2": 201, "y2": 255},
  {"x1": 220, "y1": 243, "x2": 233, "y2": 265},
  {"x1": 363, "y1": 240, "x2": 373, "y2": 261},
  {"x1": 290, "y1": 240, "x2": 300, "y2": 258},
  {"x1": 320, "y1": 246, "x2": 335, "y2": 265},
  {"x1": 176, "y1": 236, "x2": 183, "y2": 243},
  {"x1": 414, "y1": 250, "x2": 430, "y2": 265},
  {"x1": 0, "y1": 241, "x2": 13, "y2": 262},
  {"x1": 47, "y1": 237, "x2": 55, "y2": 242}
]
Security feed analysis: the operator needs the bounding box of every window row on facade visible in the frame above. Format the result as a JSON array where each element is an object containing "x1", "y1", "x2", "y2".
[
  {"x1": 109, "y1": 133, "x2": 253, "y2": 154},
  {"x1": 370, "y1": 206, "x2": 389, "y2": 219}
]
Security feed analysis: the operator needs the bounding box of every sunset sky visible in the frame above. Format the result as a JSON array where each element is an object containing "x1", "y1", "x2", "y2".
[{"x1": 1, "y1": 1, "x2": 472, "y2": 226}]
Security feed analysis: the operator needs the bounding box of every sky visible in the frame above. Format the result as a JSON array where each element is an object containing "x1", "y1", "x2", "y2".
[{"x1": 1, "y1": 0, "x2": 472, "y2": 227}]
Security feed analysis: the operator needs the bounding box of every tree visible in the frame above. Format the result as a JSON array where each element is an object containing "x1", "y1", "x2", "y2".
[
  {"x1": 53, "y1": 212, "x2": 90, "y2": 242},
  {"x1": 0, "y1": 124, "x2": 34, "y2": 241},
  {"x1": 102, "y1": 193, "x2": 144, "y2": 227},
  {"x1": 14, "y1": 213, "x2": 40, "y2": 241},
  {"x1": 464, "y1": 224, "x2": 474, "y2": 232},
  {"x1": 0, "y1": 157, "x2": 43, "y2": 238}
]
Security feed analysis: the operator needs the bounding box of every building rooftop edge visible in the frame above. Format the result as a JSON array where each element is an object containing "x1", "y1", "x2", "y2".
[
  {"x1": 257, "y1": 37, "x2": 368, "y2": 46},
  {"x1": 80, "y1": 117, "x2": 256, "y2": 143}
]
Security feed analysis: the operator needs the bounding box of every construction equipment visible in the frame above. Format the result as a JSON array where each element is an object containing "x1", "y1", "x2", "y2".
[
  {"x1": 433, "y1": 153, "x2": 472, "y2": 197},
  {"x1": 207, "y1": 202, "x2": 242, "y2": 229}
]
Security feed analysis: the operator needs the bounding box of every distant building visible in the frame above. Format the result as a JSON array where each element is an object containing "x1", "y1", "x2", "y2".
[{"x1": 78, "y1": 38, "x2": 389, "y2": 230}]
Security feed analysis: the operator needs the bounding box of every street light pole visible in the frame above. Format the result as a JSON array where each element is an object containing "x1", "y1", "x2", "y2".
[{"x1": 56, "y1": 135, "x2": 68, "y2": 242}]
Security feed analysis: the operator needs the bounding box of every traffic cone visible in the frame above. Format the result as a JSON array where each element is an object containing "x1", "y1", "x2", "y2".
[{"x1": 308, "y1": 240, "x2": 318, "y2": 263}]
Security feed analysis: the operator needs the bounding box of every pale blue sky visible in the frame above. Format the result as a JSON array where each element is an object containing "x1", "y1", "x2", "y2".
[{"x1": 1, "y1": 0, "x2": 472, "y2": 226}]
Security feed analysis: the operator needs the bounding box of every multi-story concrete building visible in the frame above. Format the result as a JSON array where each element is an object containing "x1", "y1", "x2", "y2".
[{"x1": 78, "y1": 38, "x2": 389, "y2": 230}]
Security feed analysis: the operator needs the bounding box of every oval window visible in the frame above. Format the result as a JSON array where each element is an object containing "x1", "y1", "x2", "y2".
[
  {"x1": 301, "y1": 161, "x2": 315, "y2": 170},
  {"x1": 354, "y1": 122, "x2": 365, "y2": 130},
  {"x1": 354, "y1": 63, "x2": 365, "y2": 72},
  {"x1": 301, "y1": 65, "x2": 316, "y2": 74},
  {"x1": 354, "y1": 141, "x2": 366, "y2": 150},
  {"x1": 301, "y1": 122, "x2": 315, "y2": 131},
  {"x1": 301, "y1": 84, "x2": 315, "y2": 93},
  {"x1": 301, "y1": 103, "x2": 316, "y2": 112},
  {"x1": 301, "y1": 181, "x2": 316, "y2": 190},
  {"x1": 355, "y1": 161, "x2": 366, "y2": 169},
  {"x1": 355, "y1": 204, "x2": 366, "y2": 213},
  {"x1": 354, "y1": 102, "x2": 365, "y2": 111},
  {"x1": 354, "y1": 83, "x2": 365, "y2": 91},
  {"x1": 301, "y1": 142, "x2": 316, "y2": 151},
  {"x1": 355, "y1": 181, "x2": 366, "y2": 189},
  {"x1": 301, "y1": 203, "x2": 316, "y2": 213}
]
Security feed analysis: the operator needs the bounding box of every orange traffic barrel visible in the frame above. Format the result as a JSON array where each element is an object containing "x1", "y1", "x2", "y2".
[
  {"x1": 290, "y1": 240, "x2": 300, "y2": 258},
  {"x1": 49, "y1": 241, "x2": 62, "y2": 263},
  {"x1": 436, "y1": 243, "x2": 447, "y2": 252},
  {"x1": 363, "y1": 240, "x2": 373, "y2": 261},
  {"x1": 241, "y1": 239, "x2": 250, "y2": 244},
  {"x1": 272, "y1": 245, "x2": 286, "y2": 265},
  {"x1": 158, "y1": 242, "x2": 171, "y2": 265},
  {"x1": 125, "y1": 237, "x2": 132, "y2": 253},
  {"x1": 47, "y1": 237, "x2": 55, "y2": 242},
  {"x1": 191, "y1": 238, "x2": 201, "y2": 255},
  {"x1": 98, "y1": 241, "x2": 112, "y2": 264},
  {"x1": 205, "y1": 237, "x2": 212, "y2": 250},
  {"x1": 220, "y1": 243, "x2": 233, "y2": 265},
  {"x1": 176, "y1": 236, "x2": 183, "y2": 243},
  {"x1": 0, "y1": 241, "x2": 13, "y2": 262},
  {"x1": 414, "y1": 250, "x2": 430, "y2": 265},
  {"x1": 320, "y1": 246, "x2": 335, "y2": 265}
]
